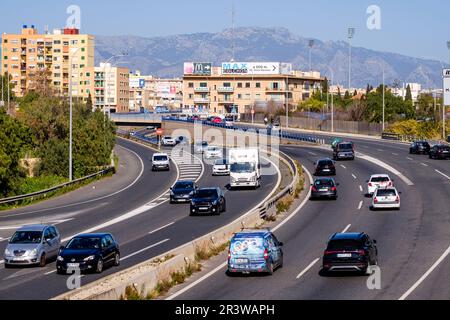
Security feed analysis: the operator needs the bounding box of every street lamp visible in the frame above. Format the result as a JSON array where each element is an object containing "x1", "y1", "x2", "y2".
[
  {"x1": 102, "y1": 52, "x2": 128, "y2": 116},
  {"x1": 308, "y1": 40, "x2": 314, "y2": 72},
  {"x1": 69, "y1": 47, "x2": 81, "y2": 182},
  {"x1": 348, "y1": 27, "x2": 355, "y2": 91},
  {"x1": 369, "y1": 61, "x2": 385, "y2": 131},
  {"x1": 324, "y1": 66, "x2": 335, "y2": 132}
]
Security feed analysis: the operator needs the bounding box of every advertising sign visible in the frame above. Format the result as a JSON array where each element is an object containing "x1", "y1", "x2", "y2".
[
  {"x1": 184, "y1": 62, "x2": 212, "y2": 75},
  {"x1": 157, "y1": 83, "x2": 177, "y2": 99},
  {"x1": 221, "y1": 62, "x2": 293, "y2": 75},
  {"x1": 130, "y1": 78, "x2": 145, "y2": 88},
  {"x1": 444, "y1": 69, "x2": 450, "y2": 106}
]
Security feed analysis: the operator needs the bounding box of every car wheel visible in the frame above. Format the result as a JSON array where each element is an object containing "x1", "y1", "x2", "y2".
[
  {"x1": 222, "y1": 200, "x2": 227, "y2": 213},
  {"x1": 39, "y1": 253, "x2": 46, "y2": 267},
  {"x1": 114, "y1": 253, "x2": 120, "y2": 267},
  {"x1": 4, "y1": 263, "x2": 11, "y2": 269},
  {"x1": 96, "y1": 259, "x2": 104, "y2": 273}
]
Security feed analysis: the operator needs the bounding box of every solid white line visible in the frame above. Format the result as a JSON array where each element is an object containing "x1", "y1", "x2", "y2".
[
  {"x1": 296, "y1": 258, "x2": 320, "y2": 279},
  {"x1": 359, "y1": 185, "x2": 363, "y2": 192},
  {"x1": 45, "y1": 270, "x2": 57, "y2": 275},
  {"x1": 340, "y1": 165, "x2": 347, "y2": 169},
  {"x1": 392, "y1": 153, "x2": 399, "y2": 156},
  {"x1": 0, "y1": 260, "x2": 4, "y2": 265},
  {"x1": 377, "y1": 149, "x2": 384, "y2": 152},
  {"x1": 399, "y1": 245, "x2": 450, "y2": 300},
  {"x1": 342, "y1": 224, "x2": 352, "y2": 233},
  {"x1": 435, "y1": 170, "x2": 450, "y2": 180},
  {"x1": 352, "y1": 174, "x2": 357, "y2": 180},
  {"x1": 358, "y1": 201, "x2": 363, "y2": 210},
  {"x1": 121, "y1": 239, "x2": 170, "y2": 261},
  {"x1": 420, "y1": 163, "x2": 429, "y2": 167},
  {"x1": 308, "y1": 152, "x2": 318, "y2": 156},
  {"x1": 407, "y1": 157, "x2": 414, "y2": 161},
  {"x1": 148, "y1": 222, "x2": 175, "y2": 235}
]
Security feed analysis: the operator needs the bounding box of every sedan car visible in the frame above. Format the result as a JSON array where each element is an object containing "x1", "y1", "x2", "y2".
[
  {"x1": 322, "y1": 232, "x2": 378, "y2": 274},
  {"x1": 161, "y1": 136, "x2": 177, "y2": 147},
  {"x1": 429, "y1": 144, "x2": 450, "y2": 160},
  {"x1": 367, "y1": 174, "x2": 393, "y2": 196},
  {"x1": 57, "y1": 233, "x2": 120, "y2": 274},
  {"x1": 371, "y1": 187, "x2": 401, "y2": 210},
  {"x1": 190, "y1": 188, "x2": 226, "y2": 216},
  {"x1": 310, "y1": 178, "x2": 339, "y2": 200},
  {"x1": 213, "y1": 159, "x2": 230, "y2": 176},
  {"x1": 314, "y1": 158, "x2": 336, "y2": 176},
  {"x1": 170, "y1": 181, "x2": 197, "y2": 203},
  {"x1": 4, "y1": 225, "x2": 61, "y2": 268},
  {"x1": 211, "y1": 117, "x2": 223, "y2": 124},
  {"x1": 205, "y1": 146, "x2": 223, "y2": 159},
  {"x1": 409, "y1": 141, "x2": 431, "y2": 155}
]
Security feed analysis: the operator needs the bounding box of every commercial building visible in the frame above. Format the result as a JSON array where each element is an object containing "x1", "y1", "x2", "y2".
[
  {"x1": 182, "y1": 62, "x2": 324, "y2": 115},
  {"x1": 1, "y1": 25, "x2": 94, "y2": 99},
  {"x1": 392, "y1": 83, "x2": 422, "y2": 102},
  {"x1": 88, "y1": 63, "x2": 130, "y2": 113}
]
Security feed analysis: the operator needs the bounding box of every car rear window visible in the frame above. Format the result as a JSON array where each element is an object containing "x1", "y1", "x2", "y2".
[
  {"x1": 371, "y1": 177, "x2": 389, "y2": 183},
  {"x1": 338, "y1": 143, "x2": 353, "y2": 151},
  {"x1": 230, "y1": 237, "x2": 264, "y2": 256},
  {"x1": 327, "y1": 239, "x2": 363, "y2": 251},
  {"x1": 318, "y1": 160, "x2": 333, "y2": 166},
  {"x1": 314, "y1": 180, "x2": 334, "y2": 187},
  {"x1": 376, "y1": 189, "x2": 397, "y2": 197},
  {"x1": 215, "y1": 159, "x2": 228, "y2": 165}
]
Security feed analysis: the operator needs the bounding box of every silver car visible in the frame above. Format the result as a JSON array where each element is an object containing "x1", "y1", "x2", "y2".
[{"x1": 4, "y1": 225, "x2": 61, "y2": 268}]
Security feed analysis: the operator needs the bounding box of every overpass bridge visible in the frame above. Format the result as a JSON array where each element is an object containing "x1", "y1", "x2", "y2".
[{"x1": 110, "y1": 113, "x2": 163, "y2": 127}]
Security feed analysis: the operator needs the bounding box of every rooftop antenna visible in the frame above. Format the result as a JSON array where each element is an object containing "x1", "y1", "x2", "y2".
[{"x1": 231, "y1": 0, "x2": 236, "y2": 62}]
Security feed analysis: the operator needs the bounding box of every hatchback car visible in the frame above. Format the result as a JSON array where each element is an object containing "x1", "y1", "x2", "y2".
[
  {"x1": 314, "y1": 158, "x2": 336, "y2": 176},
  {"x1": 161, "y1": 136, "x2": 177, "y2": 146},
  {"x1": 322, "y1": 232, "x2": 378, "y2": 274},
  {"x1": 228, "y1": 229, "x2": 283, "y2": 275},
  {"x1": 170, "y1": 181, "x2": 197, "y2": 203},
  {"x1": 310, "y1": 178, "x2": 339, "y2": 200},
  {"x1": 57, "y1": 233, "x2": 120, "y2": 274},
  {"x1": 190, "y1": 188, "x2": 226, "y2": 216},
  {"x1": 152, "y1": 153, "x2": 170, "y2": 171},
  {"x1": 367, "y1": 174, "x2": 393, "y2": 196},
  {"x1": 213, "y1": 159, "x2": 230, "y2": 176},
  {"x1": 409, "y1": 141, "x2": 431, "y2": 155},
  {"x1": 429, "y1": 144, "x2": 450, "y2": 160},
  {"x1": 4, "y1": 225, "x2": 61, "y2": 268},
  {"x1": 333, "y1": 142, "x2": 355, "y2": 160},
  {"x1": 371, "y1": 187, "x2": 401, "y2": 210},
  {"x1": 205, "y1": 146, "x2": 223, "y2": 159}
]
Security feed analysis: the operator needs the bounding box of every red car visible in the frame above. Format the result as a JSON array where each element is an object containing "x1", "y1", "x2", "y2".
[{"x1": 211, "y1": 117, "x2": 223, "y2": 124}]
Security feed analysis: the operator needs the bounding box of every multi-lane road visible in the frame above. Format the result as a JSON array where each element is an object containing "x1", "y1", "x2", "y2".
[
  {"x1": 0, "y1": 137, "x2": 279, "y2": 300},
  {"x1": 170, "y1": 134, "x2": 450, "y2": 300}
]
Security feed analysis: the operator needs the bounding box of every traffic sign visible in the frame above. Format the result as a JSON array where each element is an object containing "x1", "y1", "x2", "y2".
[{"x1": 156, "y1": 128, "x2": 164, "y2": 136}]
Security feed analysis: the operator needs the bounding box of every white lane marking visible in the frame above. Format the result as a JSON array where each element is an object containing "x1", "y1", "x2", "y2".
[
  {"x1": 352, "y1": 174, "x2": 357, "y2": 180},
  {"x1": 340, "y1": 165, "x2": 347, "y2": 169},
  {"x1": 45, "y1": 270, "x2": 57, "y2": 275},
  {"x1": 392, "y1": 153, "x2": 399, "y2": 156},
  {"x1": 121, "y1": 239, "x2": 170, "y2": 261},
  {"x1": 420, "y1": 163, "x2": 429, "y2": 167},
  {"x1": 0, "y1": 260, "x2": 4, "y2": 264},
  {"x1": 148, "y1": 222, "x2": 175, "y2": 235},
  {"x1": 0, "y1": 237, "x2": 10, "y2": 242},
  {"x1": 399, "y1": 245, "x2": 450, "y2": 300},
  {"x1": 377, "y1": 149, "x2": 384, "y2": 152},
  {"x1": 342, "y1": 224, "x2": 352, "y2": 233},
  {"x1": 358, "y1": 201, "x2": 363, "y2": 210},
  {"x1": 407, "y1": 157, "x2": 414, "y2": 161},
  {"x1": 359, "y1": 185, "x2": 363, "y2": 192},
  {"x1": 0, "y1": 219, "x2": 74, "y2": 231},
  {"x1": 308, "y1": 152, "x2": 318, "y2": 156},
  {"x1": 296, "y1": 258, "x2": 320, "y2": 279},
  {"x1": 435, "y1": 170, "x2": 450, "y2": 180}
]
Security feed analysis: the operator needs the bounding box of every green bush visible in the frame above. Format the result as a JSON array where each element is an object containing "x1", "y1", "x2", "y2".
[{"x1": 18, "y1": 175, "x2": 67, "y2": 195}]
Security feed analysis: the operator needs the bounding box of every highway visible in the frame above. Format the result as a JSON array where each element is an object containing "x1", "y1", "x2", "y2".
[
  {"x1": 0, "y1": 137, "x2": 280, "y2": 300},
  {"x1": 170, "y1": 137, "x2": 450, "y2": 300}
]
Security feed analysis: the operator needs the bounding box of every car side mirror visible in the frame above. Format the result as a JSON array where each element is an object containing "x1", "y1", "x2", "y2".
[
  {"x1": 373, "y1": 240, "x2": 377, "y2": 244},
  {"x1": 399, "y1": 192, "x2": 402, "y2": 195},
  {"x1": 59, "y1": 246, "x2": 65, "y2": 252},
  {"x1": 366, "y1": 180, "x2": 369, "y2": 183},
  {"x1": 336, "y1": 183, "x2": 340, "y2": 186},
  {"x1": 279, "y1": 242, "x2": 284, "y2": 247}
]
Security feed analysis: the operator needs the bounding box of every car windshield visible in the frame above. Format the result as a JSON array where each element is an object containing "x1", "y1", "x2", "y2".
[
  {"x1": 338, "y1": 143, "x2": 353, "y2": 151},
  {"x1": 327, "y1": 239, "x2": 363, "y2": 251},
  {"x1": 371, "y1": 177, "x2": 389, "y2": 183},
  {"x1": 163, "y1": 136, "x2": 172, "y2": 140},
  {"x1": 314, "y1": 180, "x2": 334, "y2": 187},
  {"x1": 154, "y1": 156, "x2": 168, "y2": 161},
  {"x1": 215, "y1": 159, "x2": 228, "y2": 165},
  {"x1": 208, "y1": 147, "x2": 219, "y2": 151},
  {"x1": 174, "y1": 182, "x2": 194, "y2": 190},
  {"x1": 376, "y1": 189, "x2": 397, "y2": 197},
  {"x1": 10, "y1": 231, "x2": 42, "y2": 244},
  {"x1": 231, "y1": 163, "x2": 255, "y2": 173},
  {"x1": 66, "y1": 237, "x2": 101, "y2": 250},
  {"x1": 195, "y1": 189, "x2": 218, "y2": 199}
]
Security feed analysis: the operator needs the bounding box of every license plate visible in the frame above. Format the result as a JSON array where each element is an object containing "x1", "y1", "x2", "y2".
[
  {"x1": 323, "y1": 169, "x2": 330, "y2": 172},
  {"x1": 67, "y1": 263, "x2": 79, "y2": 268},
  {"x1": 319, "y1": 189, "x2": 328, "y2": 192},
  {"x1": 199, "y1": 207, "x2": 209, "y2": 210},
  {"x1": 337, "y1": 253, "x2": 352, "y2": 258},
  {"x1": 13, "y1": 258, "x2": 26, "y2": 262},
  {"x1": 236, "y1": 259, "x2": 248, "y2": 264}
]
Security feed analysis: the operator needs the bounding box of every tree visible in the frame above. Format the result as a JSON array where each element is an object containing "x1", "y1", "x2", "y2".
[
  {"x1": 405, "y1": 84, "x2": 413, "y2": 102},
  {"x1": 322, "y1": 77, "x2": 329, "y2": 96},
  {"x1": 353, "y1": 90, "x2": 358, "y2": 97}
]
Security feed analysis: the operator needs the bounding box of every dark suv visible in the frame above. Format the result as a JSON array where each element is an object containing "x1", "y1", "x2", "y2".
[
  {"x1": 314, "y1": 159, "x2": 336, "y2": 176},
  {"x1": 322, "y1": 233, "x2": 378, "y2": 274},
  {"x1": 190, "y1": 188, "x2": 226, "y2": 216},
  {"x1": 333, "y1": 142, "x2": 355, "y2": 160},
  {"x1": 409, "y1": 141, "x2": 431, "y2": 155},
  {"x1": 429, "y1": 145, "x2": 450, "y2": 160}
]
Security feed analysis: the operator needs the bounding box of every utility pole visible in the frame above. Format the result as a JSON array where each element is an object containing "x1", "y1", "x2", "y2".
[
  {"x1": 348, "y1": 28, "x2": 355, "y2": 91},
  {"x1": 308, "y1": 40, "x2": 314, "y2": 72},
  {"x1": 231, "y1": 0, "x2": 236, "y2": 62},
  {"x1": 69, "y1": 47, "x2": 81, "y2": 182}
]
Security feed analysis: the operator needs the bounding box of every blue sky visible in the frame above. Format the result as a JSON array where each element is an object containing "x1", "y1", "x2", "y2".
[{"x1": 1, "y1": 0, "x2": 450, "y2": 62}]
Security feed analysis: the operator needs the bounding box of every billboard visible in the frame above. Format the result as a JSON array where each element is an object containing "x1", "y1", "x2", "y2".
[
  {"x1": 130, "y1": 78, "x2": 145, "y2": 88},
  {"x1": 157, "y1": 82, "x2": 178, "y2": 99},
  {"x1": 444, "y1": 69, "x2": 450, "y2": 106},
  {"x1": 221, "y1": 62, "x2": 293, "y2": 75},
  {"x1": 184, "y1": 62, "x2": 212, "y2": 75}
]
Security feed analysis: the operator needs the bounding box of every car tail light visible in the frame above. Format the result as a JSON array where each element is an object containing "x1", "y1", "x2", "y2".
[
  {"x1": 357, "y1": 250, "x2": 366, "y2": 256},
  {"x1": 368, "y1": 183, "x2": 373, "y2": 187},
  {"x1": 388, "y1": 182, "x2": 393, "y2": 186},
  {"x1": 374, "y1": 198, "x2": 379, "y2": 203},
  {"x1": 263, "y1": 249, "x2": 269, "y2": 260},
  {"x1": 331, "y1": 187, "x2": 337, "y2": 192},
  {"x1": 324, "y1": 250, "x2": 339, "y2": 255},
  {"x1": 311, "y1": 186, "x2": 318, "y2": 192},
  {"x1": 228, "y1": 250, "x2": 231, "y2": 260},
  {"x1": 396, "y1": 196, "x2": 400, "y2": 202}
]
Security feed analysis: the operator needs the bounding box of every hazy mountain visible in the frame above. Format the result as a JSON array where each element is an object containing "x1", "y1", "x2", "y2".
[{"x1": 95, "y1": 27, "x2": 447, "y2": 89}]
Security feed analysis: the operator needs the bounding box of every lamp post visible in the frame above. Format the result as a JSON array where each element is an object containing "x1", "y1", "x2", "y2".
[
  {"x1": 308, "y1": 40, "x2": 314, "y2": 72},
  {"x1": 285, "y1": 76, "x2": 289, "y2": 129},
  {"x1": 324, "y1": 66, "x2": 335, "y2": 132},
  {"x1": 369, "y1": 61, "x2": 385, "y2": 131},
  {"x1": 102, "y1": 52, "x2": 129, "y2": 117},
  {"x1": 69, "y1": 47, "x2": 81, "y2": 182},
  {"x1": 348, "y1": 28, "x2": 355, "y2": 92}
]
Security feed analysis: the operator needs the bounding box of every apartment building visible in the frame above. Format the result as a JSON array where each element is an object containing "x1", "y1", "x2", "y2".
[
  {"x1": 88, "y1": 63, "x2": 130, "y2": 113},
  {"x1": 1, "y1": 25, "x2": 94, "y2": 99},
  {"x1": 182, "y1": 62, "x2": 324, "y2": 115}
]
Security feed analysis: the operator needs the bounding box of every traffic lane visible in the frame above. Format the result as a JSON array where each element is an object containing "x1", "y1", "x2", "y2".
[
  {"x1": 0, "y1": 157, "x2": 279, "y2": 300},
  {"x1": 176, "y1": 146, "x2": 386, "y2": 300}
]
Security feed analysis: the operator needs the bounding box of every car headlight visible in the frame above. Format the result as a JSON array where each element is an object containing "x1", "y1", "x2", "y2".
[
  {"x1": 4, "y1": 248, "x2": 11, "y2": 256},
  {"x1": 29, "y1": 248, "x2": 38, "y2": 257},
  {"x1": 189, "y1": 191, "x2": 194, "y2": 196},
  {"x1": 170, "y1": 191, "x2": 175, "y2": 196},
  {"x1": 84, "y1": 255, "x2": 96, "y2": 262},
  {"x1": 57, "y1": 256, "x2": 64, "y2": 262}
]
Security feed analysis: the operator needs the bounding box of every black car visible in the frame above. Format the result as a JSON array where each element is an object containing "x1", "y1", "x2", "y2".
[
  {"x1": 56, "y1": 233, "x2": 120, "y2": 274},
  {"x1": 333, "y1": 142, "x2": 355, "y2": 161},
  {"x1": 429, "y1": 145, "x2": 450, "y2": 160},
  {"x1": 190, "y1": 188, "x2": 226, "y2": 216},
  {"x1": 314, "y1": 159, "x2": 336, "y2": 176},
  {"x1": 310, "y1": 178, "x2": 339, "y2": 200},
  {"x1": 322, "y1": 233, "x2": 378, "y2": 274},
  {"x1": 409, "y1": 141, "x2": 431, "y2": 155},
  {"x1": 170, "y1": 181, "x2": 197, "y2": 203}
]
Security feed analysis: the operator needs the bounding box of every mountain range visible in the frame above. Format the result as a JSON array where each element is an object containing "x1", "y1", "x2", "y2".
[{"x1": 95, "y1": 27, "x2": 447, "y2": 89}]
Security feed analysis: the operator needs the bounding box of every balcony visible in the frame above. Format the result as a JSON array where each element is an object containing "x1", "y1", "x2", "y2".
[
  {"x1": 218, "y1": 99, "x2": 235, "y2": 104},
  {"x1": 217, "y1": 87, "x2": 234, "y2": 93},
  {"x1": 194, "y1": 87, "x2": 210, "y2": 93},
  {"x1": 266, "y1": 87, "x2": 287, "y2": 92},
  {"x1": 194, "y1": 97, "x2": 210, "y2": 104}
]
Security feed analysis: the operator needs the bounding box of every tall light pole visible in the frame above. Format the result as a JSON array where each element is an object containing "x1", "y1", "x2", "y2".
[
  {"x1": 285, "y1": 76, "x2": 289, "y2": 129},
  {"x1": 369, "y1": 61, "x2": 385, "y2": 131},
  {"x1": 308, "y1": 40, "x2": 314, "y2": 72},
  {"x1": 348, "y1": 27, "x2": 355, "y2": 92},
  {"x1": 324, "y1": 66, "x2": 335, "y2": 132},
  {"x1": 445, "y1": 41, "x2": 450, "y2": 140},
  {"x1": 69, "y1": 47, "x2": 81, "y2": 182},
  {"x1": 102, "y1": 52, "x2": 129, "y2": 116}
]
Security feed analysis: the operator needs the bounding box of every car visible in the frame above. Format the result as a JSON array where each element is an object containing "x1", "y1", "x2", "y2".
[
  {"x1": 211, "y1": 117, "x2": 223, "y2": 124},
  {"x1": 161, "y1": 136, "x2": 177, "y2": 146},
  {"x1": 333, "y1": 141, "x2": 355, "y2": 160},
  {"x1": 429, "y1": 144, "x2": 450, "y2": 160},
  {"x1": 205, "y1": 146, "x2": 223, "y2": 159},
  {"x1": 227, "y1": 229, "x2": 283, "y2": 275},
  {"x1": 194, "y1": 141, "x2": 209, "y2": 154},
  {"x1": 409, "y1": 141, "x2": 431, "y2": 155},
  {"x1": 190, "y1": 187, "x2": 226, "y2": 216},
  {"x1": 170, "y1": 181, "x2": 197, "y2": 203},
  {"x1": 310, "y1": 178, "x2": 339, "y2": 200},
  {"x1": 322, "y1": 232, "x2": 378, "y2": 274},
  {"x1": 367, "y1": 174, "x2": 393, "y2": 196},
  {"x1": 271, "y1": 123, "x2": 281, "y2": 131},
  {"x1": 213, "y1": 159, "x2": 230, "y2": 176},
  {"x1": 146, "y1": 126, "x2": 155, "y2": 131},
  {"x1": 371, "y1": 187, "x2": 401, "y2": 210},
  {"x1": 176, "y1": 136, "x2": 190, "y2": 145},
  {"x1": 56, "y1": 233, "x2": 120, "y2": 274},
  {"x1": 224, "y1": 117, "x2": 235, "y2": 127},
  {"x1": 4, "y1": 225, "x2": 61, "y2": 268},
  {"x1": 314, "y1": 158, "x2": 336, "y2": 176},
  {"x1": 152, "y1": 153, "x2": 170, "y2": 171}
]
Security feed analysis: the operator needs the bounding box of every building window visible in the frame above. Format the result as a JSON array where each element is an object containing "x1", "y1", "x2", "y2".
[
  {"x1": 81, "y1": 56, "x2": 85, "y2": 60},
  {"x1": 245, "y1": 83, "x2": 251, "y2": 88},
  {"x1": 189, "y1": 94, "x2": 193, "y2": 99},
  {"x1": 54, "y1": 40, "x2": 61, "y2": 45},
  {"x1": 188, "y1": 82, "x2": 194, "y2": 88},
  {"x1": 81, "y1": 40, "x2": 85, "y2": 44},
  {"x1": 200, "y1": 82, "x2": 207, "y2": 88},
  {"x1": 237, "y1": 83, "x2": 242, "y2": 88},
  {"x1": 272, "y1": 82, "x2": 279, "y2": 90},
  {"x1": 237, "y1": 94, "x2": 242, "y2": 99},
  {"x1": 256, "y1": 82, "x2": 261, "y2": 88},
  {"x1": 3, "y1": 39, "x2": 7, "y2": 43},
  {"x1": 3, "y1": 56, "x2": 7, "y2": 60},
  {"x1": 223, "y1": 82, "x2": 231, "y2": 87}
]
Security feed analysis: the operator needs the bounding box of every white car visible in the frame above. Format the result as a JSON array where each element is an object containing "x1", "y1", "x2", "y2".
[
  {"x1": 371, "y1": 187, "x2": 401, "y2": 210},
  {"x1": 161, "y1": 136, "x2": 177, "y2": 146},
  {"x1": 194, "y1": 141, "x2": 209, "y2": 154},
  {"x1": 367, "y1": 174, "x2": 393, "y2": 196},
  {"x1": 205, "y1": 146, "x2": 223, "y2": 159},
  {"x1": 213, "y1": 159, "x2": 230, "y2": 176},
  {"x1": 152, "y1": 153, "x2": 170, "y2": 171}
]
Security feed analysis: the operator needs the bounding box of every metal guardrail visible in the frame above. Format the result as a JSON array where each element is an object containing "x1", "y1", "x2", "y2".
[{"x1": 0, "y1": 167, "x2": 115, "y2": 206}]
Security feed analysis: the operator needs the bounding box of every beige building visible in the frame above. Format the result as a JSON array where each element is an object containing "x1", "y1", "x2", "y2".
[
  {"x1": 1, "y1": 25, "x2": 94, "y2": 100},
  {"x1": 88, "y1": 63, "x2": 130, "y2": 113},
  {"x1": 183, "y1": 67, "x2": 324, "y2": 115}
]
